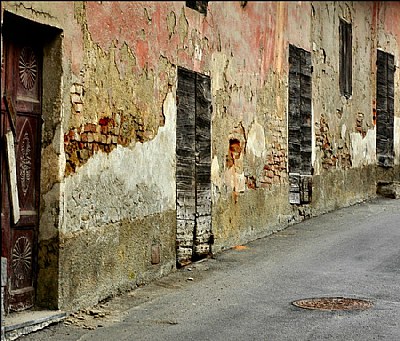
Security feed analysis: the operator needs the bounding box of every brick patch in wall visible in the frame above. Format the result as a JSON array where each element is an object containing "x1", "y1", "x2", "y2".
[
  {"x1": 64, "y1": 113, "x2": 128, "y2": 175},
  {"x1": 315, "y1": 114, "x2": 351, "y2": 170}
]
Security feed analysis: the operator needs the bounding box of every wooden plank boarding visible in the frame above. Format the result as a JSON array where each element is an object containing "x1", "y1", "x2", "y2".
[{"x1": 5, "y1": 131, "x2": 20, "y2": 223}]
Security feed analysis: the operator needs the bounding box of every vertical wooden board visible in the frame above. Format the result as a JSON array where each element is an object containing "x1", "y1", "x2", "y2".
[
  {"x1": 376, "y1": 51, "x2": 388, "y2": 87},
  {"x1": 176, "y1": 161, "x2": 195, "y2": 190},
  {"x1": 176, "y1": 219, "x2": 195, "y2": 246},
  {"x1": 300, "y1": 77, "x2": 312, "y2": 99},
  {"x1": 288, "y1": 45, "x2": 303, "y2": 175},
  {"x1": 176, "y1": 67, "x2": 196, "y2": 265},
  {"x1": 177, "y1": 67, "x2": 196, "y2": 206},
  {"x1": 195, "y1": 190, "x2": 212, "y2": 215},
  {"x1": 289, "y1": 44, "x2": 300, "y2": 74},
  {"x1": 376, "y1": 50, "x2": 395, "y2": 165},
  {"x1": 193, "y1": 216, "x2": 211, "y2": 256},
  {"x1": 195, "y1": 72, "x2": 211, "y2": 257},
  {"x1": 339, "y1": 19, "x2": 352, "y2": 97},
  {"x1": 289, "y1": 173, "x2": 301, "y2": 204},
  {"x1": 345, "y1": 22, "x2": 352, "y2": 95},
  {"x1": 176, "y1": 219, "x2": 195, "y2": 264},
  {"x1": 300, "y1": 175, "x2": 312, "y2": 204},
  {"x1": 195, "y1": 73, "x2": 211, "y2": 163},
  {"x1": 288, "y1": 45, "x2": 312, "y2": 188},
  {"x1": 195, "y1": 164, "x2": 211, "y2": 187},
  {"x1": 5, "y1": 131, "x2": 20, "y2": 224},
  {"x1": 176, "y1": 190, "x2": 196, "y2": 220},
  {"x1": 176, "y1": 68, "x2": 212, "y2": 263},
  {"x1": 177, "y1": 68, "x2": 196, "y2": 143},
  {"x1": 288, "y1": 145, "x2": 301, "y2": 172},
  {"x1": 387, "y1": 54, "x2": 395, "y2": 129},
  {"x1": 300, "y1": 49, "x2": 312, "y2": 77},
  {"x1": 376, "y1": 50, "x2": 387, "y2": 152},
  {"x1": 340, "y1": 21, "x2": 346, "y2": 92}
]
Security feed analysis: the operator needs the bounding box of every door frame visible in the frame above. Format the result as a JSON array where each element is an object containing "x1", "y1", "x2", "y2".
[{"x1": 1, "y1": 10, "x2": 63, "y2": 313}]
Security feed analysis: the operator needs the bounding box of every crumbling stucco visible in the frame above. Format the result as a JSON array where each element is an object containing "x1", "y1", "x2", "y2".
[{"x1": 1, "y1": 1, "x2": 399, "y2": 314}]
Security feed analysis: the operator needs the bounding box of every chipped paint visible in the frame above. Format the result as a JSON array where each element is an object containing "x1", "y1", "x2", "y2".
[
  {"x1": 247, "y1": 121, "x2": 265, "y2": 158},
  {"x1": 350, "y1": 129, "x2": 376, "y2": 168},
  {"x1": 1, "y1": 1, "x2": 399, "y2": 313}
]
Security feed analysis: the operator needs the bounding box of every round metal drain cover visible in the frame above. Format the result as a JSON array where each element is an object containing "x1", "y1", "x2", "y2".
[{"x1": 292, "y1": 297, "x2": 373, "y2": 311}]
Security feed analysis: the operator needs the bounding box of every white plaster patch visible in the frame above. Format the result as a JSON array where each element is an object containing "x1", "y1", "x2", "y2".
[
  {"x1": 350, "y1": 129, "x2": 376, "y2": 168},
  {"x1": 211, "y1": 155, "x2": 222, "y2": 201},
  {"x1": 341, "y1": 124, "x2": 347, "y2": 140},
  {"x1": 211, "y1": 155, "x2": 221, "y2": 188},
  {"x1": 236, "y1": 173, "x2": 246, "y2": 193},
  {"x1": 223, "y1": 167, "x2": 245, "y2": 193},
  {"x1": 63, "y1": 91, "x2": 176, "y2": 234},
  {"x1": 210, "y1": 52, "x2": 228, "y2": 93},
  {"x1": 224, "y1": 167, "x2": 235, "y2": 192},
  {"x1": 194, "y1": 43, "x2": 202, "y2": 61},
  {"x1": 247, "y1": 121, "x2": 265, "y2": 158}
]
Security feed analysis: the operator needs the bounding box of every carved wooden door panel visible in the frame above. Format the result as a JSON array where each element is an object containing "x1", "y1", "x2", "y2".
[{"x1": 1, "y1": 35, "x2": 42, "y2": 312}]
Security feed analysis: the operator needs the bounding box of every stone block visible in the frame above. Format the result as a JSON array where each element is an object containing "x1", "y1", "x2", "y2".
[{"x1": 377, "y1": 181, "x2": 400, "y2": 199}]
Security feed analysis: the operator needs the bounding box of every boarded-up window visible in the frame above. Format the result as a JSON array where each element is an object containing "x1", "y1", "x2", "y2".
[
  {"x1": 186, "y1": 1, "x2": 208, "y2": 15},
  {"x1": 288, "y1": 44, "x2": 312, "y2": 204},
  {"x1": 339, "y1": 19, "x2": 352, "y2": 98},
  {"x1": 376, "y1": 50, "x2": 395, "y2": 167},
  {"x1": 176, "y1": 67, "x2": 212, "y2": 267}
]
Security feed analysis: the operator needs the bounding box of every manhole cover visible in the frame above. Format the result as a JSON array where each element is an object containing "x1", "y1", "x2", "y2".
[{"x1": 292, "y1": 297, "x2": 373, "y2": 311}]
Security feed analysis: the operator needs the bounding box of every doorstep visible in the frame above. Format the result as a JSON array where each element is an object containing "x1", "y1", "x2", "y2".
[{"x1": 3, "y1": 309, "x2": 67, "y2": 341}]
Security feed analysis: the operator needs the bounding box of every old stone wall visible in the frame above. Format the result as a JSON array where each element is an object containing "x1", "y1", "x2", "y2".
[{"x1": 1, "y1": 1, "x2": 399, "y2": 312}]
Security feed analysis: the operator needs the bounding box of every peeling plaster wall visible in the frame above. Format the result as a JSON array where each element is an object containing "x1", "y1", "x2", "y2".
[
  {"x1": 378, "y1": 1, "x2": 400, "y2": 168},
  {"x1": 1, "y1": 1, "x2": 399, "y2": 312},
  {"x1": 59, "y1": 90, "x2": 177, "y2": 310},
  {"x1": 311, "y1": 2, "x2": 374, "y2": 177},
  {"x1": 309, "y1": 2, "x2": 400, "y2": 213}
]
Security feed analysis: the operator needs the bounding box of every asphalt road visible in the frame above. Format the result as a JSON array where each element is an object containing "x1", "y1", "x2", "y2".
[{"x1": 20, "y1": 197, "x2": 400, "y2": 341}]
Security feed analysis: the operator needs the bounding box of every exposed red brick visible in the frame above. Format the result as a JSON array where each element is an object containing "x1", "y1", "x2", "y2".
[
  {"x1": 99, "y1": 117, "x2": 111, "y2": 126},
  {"x1": 84, "y1": 123, "x2": 97, "y2": 132}
]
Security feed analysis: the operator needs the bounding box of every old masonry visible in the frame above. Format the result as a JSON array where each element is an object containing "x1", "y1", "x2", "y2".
[{"x1": 1, "y1": 0, "x2": 399, "y2": 334}]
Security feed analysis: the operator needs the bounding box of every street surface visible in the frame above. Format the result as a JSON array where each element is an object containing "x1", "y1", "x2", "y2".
[{"x1": 20, "y1": 197, "x2": 400, "y2": 341}]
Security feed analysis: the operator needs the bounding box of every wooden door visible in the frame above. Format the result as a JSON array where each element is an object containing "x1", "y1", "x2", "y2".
[
  {"x1": 176, "y1": 67, "x2": 212, "y2": 267},
  {"x1": 1, "y1": 35, "x2": 42, "y2": 312},
  {"x1": 376, "y1": 49, "x2": 395, "y2": 167},
  {"x1": 288, "y1": 44, "x2": 312, "y2": 205}
]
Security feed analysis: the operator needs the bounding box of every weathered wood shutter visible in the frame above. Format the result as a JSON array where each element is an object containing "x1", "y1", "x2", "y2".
[
  {"x1": 288, "y1": 44, "x2": 312, "y2": 204},
  {"x1": 194, "y1": 73, "x2": 212, "y2": 257},
  {"x1": 176, "y1": 68, "x2": 212, "y2": 266},
  {"x1": 339, "y1": 19, "x2": 352, "y2": 98},
  {"x1": 376, "y1": 50, "x2": 395, "y2": 167}
]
